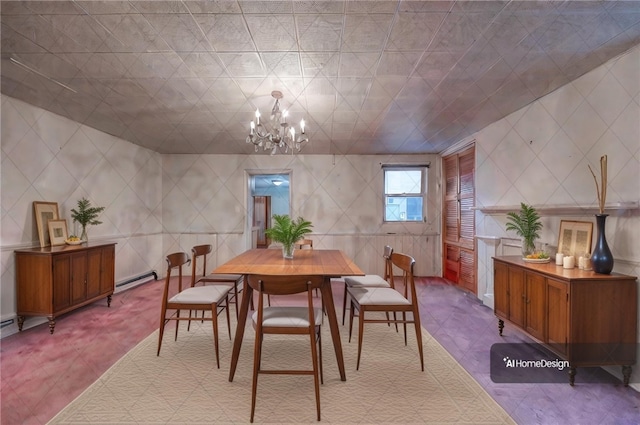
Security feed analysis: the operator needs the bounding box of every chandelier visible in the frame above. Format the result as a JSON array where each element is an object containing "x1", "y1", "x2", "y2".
[{"x1": 246, "y1": 91, "x2": 308, "y2": 155}]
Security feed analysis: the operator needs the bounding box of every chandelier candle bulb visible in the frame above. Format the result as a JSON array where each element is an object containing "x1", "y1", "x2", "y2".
[
  {"x1": 300, "y1": 119, "x2": 305, "y2": 133},
  {"x1": 255, "y1": 109, "x2": 260, "y2": 125}
]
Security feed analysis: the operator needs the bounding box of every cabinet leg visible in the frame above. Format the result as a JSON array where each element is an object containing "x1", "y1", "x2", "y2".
[
  {"x1": 17, "y1": 316, "x2": 24, "y2": 331},
  {"x1": 107, "y1": 294, "x2": 112, "y2": 307},
  {"x1": 622, "y1": 365, "x2": 632, "y2": 387},
  {"x1": 48, "y1": 316, "x2": 56, "y2": 334},
  {"x1": 569, "y1": 367, "x2": 576, "y2": 386},
  {"x1": 498, "y1": 319, "x2": 504, "y2": 336}
]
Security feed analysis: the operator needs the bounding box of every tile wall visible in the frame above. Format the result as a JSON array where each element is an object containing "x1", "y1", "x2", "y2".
[
  {"x1": 468, "y1": 44, "x2": 640, "y2": 389},
  {"x1": 0, "y1": 95, "x2": 439, "y2": 336}
]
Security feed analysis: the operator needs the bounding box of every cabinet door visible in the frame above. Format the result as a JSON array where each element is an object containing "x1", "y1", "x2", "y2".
[
  {"x1": 459, "y1": 248, "x2": 475, "y2": 292},
  {"x1": 52, "y1": 255, "x2": 72, "y2": 312},
  {"x1": 99, "y1": 245, "x2": 115, "y2": 295},
  {"x1": 70, "y1": 252, "x2": 87, "y2": 305},
  {"x1": 547, "y1": 278, "x2": 568, "y2": 355},
  {"x1": 86, "y1": 249, "x2": 102, "y2": 299},
  {"x1": 494, "y1": 261, "x2": 509, "y2": 319},
  {"x1": 525, "y1": 271, "x2": 546, "y2": 341},
  {"x1": 444, "y1": 244, "x2": 460, "y2": 282},
  {"x1": 508, "y1": 266, "x2": 525, "y2": 328}
]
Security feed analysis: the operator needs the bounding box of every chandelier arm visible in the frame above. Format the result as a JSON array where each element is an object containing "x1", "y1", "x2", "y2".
[{"x1": 248, "y1": 91, "x2": 308, "y2": 154}]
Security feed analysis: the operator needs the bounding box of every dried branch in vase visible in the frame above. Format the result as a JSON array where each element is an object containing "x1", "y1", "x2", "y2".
[{"x1": 588, "y1": 155, "x2": 607, "y2": 214}]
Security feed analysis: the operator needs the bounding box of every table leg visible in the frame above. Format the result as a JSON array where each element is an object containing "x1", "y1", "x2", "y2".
[
  {"x1": 229, "y1": 275, "x2": 252, "y2": 382},
  {"x1": 322, "y1": 277, "x2": 346, "y2": 381}
]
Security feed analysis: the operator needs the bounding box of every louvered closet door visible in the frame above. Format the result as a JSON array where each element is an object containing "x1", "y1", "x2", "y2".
[{"x1": 442, "y1": 146, "x2": 476, "y2": 294}]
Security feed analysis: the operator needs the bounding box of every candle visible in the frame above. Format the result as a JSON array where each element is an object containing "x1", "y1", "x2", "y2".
[
  {"x1": 578, "y1": 256, "x2": 585, "y2": 269},
  {"x1": 563, "y1": 255, "x2": 575, "y2": 269},
  {"x1": 555, "y1": 252, "x2": 564, "y2": 265}
]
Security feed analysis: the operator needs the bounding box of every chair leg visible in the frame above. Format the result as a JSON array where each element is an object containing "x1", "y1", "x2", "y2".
[
  {"x1": 174, "y1": 310, "x2": 181, "y2": 341},
  {"x1": 233, "y1": 282, "x2": 240, "y2": 319},
  {"x1": 310, "y1": 326, "x2": 321, "y2": 421},
  {"x1": 157, "y1": 313, "x2": 166, "y2": 356},
  {"x1": 225, "y1": 295, "x2": 232, "y2": 340},
  {"x1": 348, "y1": 300, "x2": 355, "y2": 343},
  {"x1": 250, "y1": 324, "x2": 263, "y2": 423},
  {"x1": 211, "y1": 305, "x2": 220, "y2": 369},
  {"x1": 413, "y1": 309, "x2": 425, "y2": 371},
  {"x1": 356, "y1": 308, "x2": 365, "y2": 371},
  {"x1": 342, "y1": 283, "x2": 348, "y2": 325},
  {"x1": 403, "y1": 312, "x2": 408, "y2": 346},
  {"x1": 317, "y1": 327, "x2": 323, "y2": 385}
]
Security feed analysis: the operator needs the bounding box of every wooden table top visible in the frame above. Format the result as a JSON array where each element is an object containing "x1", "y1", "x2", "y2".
[{"x1": 213, "y1": 248, "x2": 364, "y2": 277}]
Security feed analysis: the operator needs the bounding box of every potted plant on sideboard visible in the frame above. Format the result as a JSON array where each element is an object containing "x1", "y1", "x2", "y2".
[{"x1": 70, "y1": 197, "x2": 105, "y2": 242}]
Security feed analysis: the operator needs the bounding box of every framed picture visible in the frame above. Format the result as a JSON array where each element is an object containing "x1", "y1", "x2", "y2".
[
  {"x1": 557, "y1": 220, "x2": 594, "y2": 257},
  {"x1": 48, "y1": 219, "x2": 68, "y2": 246},
  {"x1": 33, "y1": 201, "x2": 59, "y2": 247}
]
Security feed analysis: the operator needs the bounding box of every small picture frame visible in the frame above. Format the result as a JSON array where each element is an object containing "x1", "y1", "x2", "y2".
[
  {"x1": 48, "y1": 219, "x2": 68, "y2": 246},
  {"x1": 557, "y1": 220, "x2": 594, "y2": 257},
  {"x1": 33, "y1": 201, "x2": 60, "y2": 247}
]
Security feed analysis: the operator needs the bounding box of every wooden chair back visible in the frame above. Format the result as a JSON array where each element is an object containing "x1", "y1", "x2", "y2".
[
  {"x1": 248, "y1": 274, "x2": 324, "y2": 422},
  {"x1": 164, "y1": 252, "x2": 190, "y2": 297},
  {"x1": 248, "y1": 274, "x2": 322, "y2": 297},
  {"x1": 191, "y1": 244, "x2": 213, "y2": 283},
  {"x1": 390, "y1": 252, "x2": 416, "y2": 302},
  {"x1": 296, "y1": 239, "x2": 314, "y2": 249}
]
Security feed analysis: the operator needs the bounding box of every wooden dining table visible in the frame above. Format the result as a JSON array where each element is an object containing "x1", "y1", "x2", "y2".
[{"x1": 213, "y1": 248, "x2": 364, "y2": 382}]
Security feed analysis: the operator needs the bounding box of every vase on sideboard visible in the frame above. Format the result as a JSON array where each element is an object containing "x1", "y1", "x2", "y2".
[{"x1": 591, "y1": 214, "x2": 613, "y2": 274}]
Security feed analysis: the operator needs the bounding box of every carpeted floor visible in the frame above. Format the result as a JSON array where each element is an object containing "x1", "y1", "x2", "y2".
[{"x1": 48, "y1": 313, "x2": 515, "y2": 424}]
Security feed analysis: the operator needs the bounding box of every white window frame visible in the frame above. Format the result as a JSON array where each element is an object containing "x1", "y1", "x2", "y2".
[{"x1": 382, "y1": 165, "x2": 427, "y2": 223}]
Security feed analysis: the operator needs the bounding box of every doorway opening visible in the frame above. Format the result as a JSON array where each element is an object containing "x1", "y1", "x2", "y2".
[{"x1": 248, "y1": 172, "x2": 291, "y2": 248}]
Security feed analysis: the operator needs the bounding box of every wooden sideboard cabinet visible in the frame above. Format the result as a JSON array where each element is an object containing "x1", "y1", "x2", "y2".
[
  {"x1": 493, "y1": 256, "x2": 637, "y2": 386},
  {"x1": 15, "y1": 242, "x2": 116, "y2": 334}
]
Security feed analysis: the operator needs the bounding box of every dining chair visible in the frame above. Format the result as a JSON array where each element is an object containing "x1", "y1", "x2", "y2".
[
  {"x1": 248, "y1": 274, "x2": 324, "y2": 423},
  {"x1": 157, "y1": 252, "x2": 232, "y2": 368},
  {"x1": 347, "y1": 252, "x2": 424, "y2": 371},
  {"x1": 191, "y1": 244, "x2": 245, "y2": 318},
  {"x1": 341, "y1": 245, "x2": 394, "y2": 325},
  {"x1": 268, "y1": 238, "x2": 317, "y2": 305},
  {"x1": 295, "y1": 238, "x2": 313, "y2": 249}
]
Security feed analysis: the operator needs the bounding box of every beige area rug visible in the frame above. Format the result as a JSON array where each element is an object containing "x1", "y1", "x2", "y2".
[{"x1": 48, "y1": 313, "x2": 514, "y2": 424}]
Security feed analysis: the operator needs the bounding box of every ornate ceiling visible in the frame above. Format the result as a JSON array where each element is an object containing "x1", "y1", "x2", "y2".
[{"x1": 2, "y1": 1, "x2": 639, "y2": 154}]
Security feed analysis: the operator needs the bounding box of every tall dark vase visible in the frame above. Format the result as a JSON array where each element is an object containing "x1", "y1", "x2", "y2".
[{"x1": 591, "y1": 214, "x2": 614, "y2": 274}]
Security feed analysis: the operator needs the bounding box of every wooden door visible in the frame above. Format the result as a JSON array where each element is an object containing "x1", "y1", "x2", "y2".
[
  {"x1": 86, "y1": 248, "x2": 102, "y2": 299},
  {"x1": 52, "y1": 255, "x2": 71, "y2": 312},
  {"x1": 442, "y1": 146, "x2": 476, "y2": 293},
  {"x1": 493, "y1": 261, "x2": 509, "y2": 320},
  {"x1": 508, "y1": 266, "x2": 525, "y2": 328},
  {"x1": 100, "y1": 245, "x2": 116, "y2": 295},
  {"x1": 70, "y1": 252, "x2": 87, "y2": 305},
  {"x1": 525, "y1": 271, "x2": 546, "y2": 341},
  {"x1": 253, "y1": 196, "x2": 271, "y2": 248},
  {"x1": 547, "y1": 278, "x2": 568, "y2": 355}
]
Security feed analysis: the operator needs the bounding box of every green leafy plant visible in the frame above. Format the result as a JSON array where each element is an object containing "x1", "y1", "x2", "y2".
[
  {"x1": 265, "y1": 214, "x2": 313, "y2": 257},
  {"x1": 505, "y1": 203, "x2": 542, "y2": 256},
  {"x1": 70, "y1": 197, "x2": 105, "y2": 240}
]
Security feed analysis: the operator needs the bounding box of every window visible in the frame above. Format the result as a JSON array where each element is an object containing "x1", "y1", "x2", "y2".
[{"x1": 383, "y1": 166, "x2": 427, "y2": 222}]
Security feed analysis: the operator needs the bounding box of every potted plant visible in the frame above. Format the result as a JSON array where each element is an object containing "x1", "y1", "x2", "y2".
[
  {"x1": 264, "y1": 214, "x2": 313, "y2": 259},
  {"x1": 70, "y1": 197, "x2": 105, "y2": 242},
  {"x1": 505, "y1": 202, "x2": 543, "y2": 258}
]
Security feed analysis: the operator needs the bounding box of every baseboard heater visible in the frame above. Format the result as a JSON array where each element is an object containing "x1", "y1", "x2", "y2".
[
  {"x1": 0, "y1": 319, "x2": 14, "y2": 329},
  {"x1": 116, "y1": 270, "x2": 158, "y2": 288}
]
